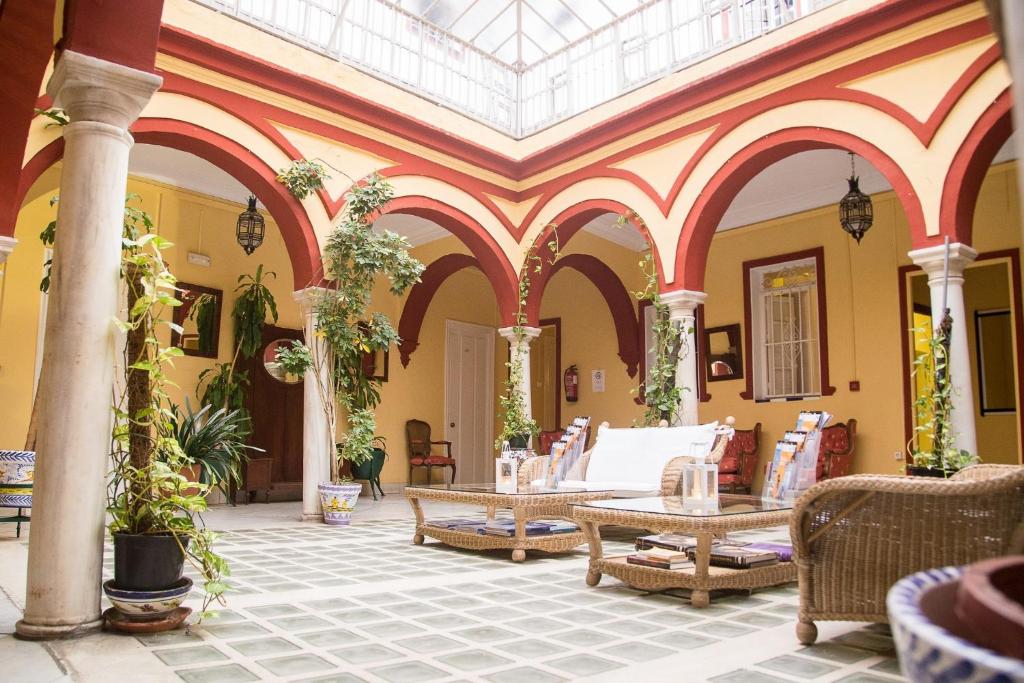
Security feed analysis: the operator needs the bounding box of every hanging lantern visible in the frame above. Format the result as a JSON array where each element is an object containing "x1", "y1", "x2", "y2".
[
  {"x1": 839, "y1": 153, "x2": 873, "y2": 244},
  {"x1": 236, "y1": 195, "x2": 265, "y2": 255}
]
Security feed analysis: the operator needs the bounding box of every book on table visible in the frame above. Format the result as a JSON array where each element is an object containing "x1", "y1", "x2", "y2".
[
  {"x1": 625, "y1": 554, "x2": 696, "y2": 570},
  {"x1": 687, "y1": 545, "x2": 780, "y2": 569}
]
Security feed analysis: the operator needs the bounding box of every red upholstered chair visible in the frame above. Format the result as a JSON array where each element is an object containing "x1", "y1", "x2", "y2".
[
  {"x1": 718, "y1": 423, "x2": 761, "y2": 494},
  {"x1": 816, "y1": 419, "x2": 857, "y2": 480},
  {"x1": 538, "y1": 430, "x2": 566, "y2": 456},
  {"x1": 405, "y1": 419, "x2": 456, "y2": 484}
]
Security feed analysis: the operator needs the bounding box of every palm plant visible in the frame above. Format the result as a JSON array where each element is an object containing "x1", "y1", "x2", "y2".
[{"x1": 168, "y1": 402, "x2": 261, "y2": 499}]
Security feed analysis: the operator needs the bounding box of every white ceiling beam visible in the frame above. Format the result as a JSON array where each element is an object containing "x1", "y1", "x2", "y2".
[
  {"x1": 522, "y1": 0, "x2": 573, "y2": 45},
  {"x1": 555, "y1": 0, "x2": 595, "y2": 31},
  {"x1": 467, "y1": 0, "x2": 515, "y2": 43},
  {"x1": 446, "y1": 0, "x2": 481, "y2": 31}
]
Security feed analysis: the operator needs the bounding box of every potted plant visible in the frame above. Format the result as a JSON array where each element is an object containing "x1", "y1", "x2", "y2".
[
  {"x1": 349, "y1": 436, "x2": 387, "y2": 500},
  {"x1": 907, "y1": 315, "x2": 979, "y2": 477},
  {"x1": 102, "y1": 202, "x2": 229, "y2": 629},
  {"x1": 494, "y1": 228, "x2": 560, "y2": 451},
  {"x1": 168, "y1": 402, "x2": 260, "y2": 500},
  {"x1": 273, "y1": 174, "x2": 423, "y2": 524}
]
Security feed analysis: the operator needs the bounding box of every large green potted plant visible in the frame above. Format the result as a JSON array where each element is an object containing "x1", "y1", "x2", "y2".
[
  {"x1": 274, "y1": 174, "x2": 423, "y2": 524},
  {"x1": 168, "y1": 402, "x2": 261, "y2": 500},
  {"x1": 102, "y1": 204, "x2": 230, "y2": 626},
  {"x1": 908, "y1": 316, "x2": 980, "y2": 477}
]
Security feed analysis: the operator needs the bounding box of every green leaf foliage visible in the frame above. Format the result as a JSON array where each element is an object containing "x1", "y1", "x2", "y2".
[
  {"x1": 167, "y1": 401, "x2": 261, "y2": 500},
  {"x1": 276, "y1": 159, "x2": 330, "y2": 200},
  {"x1": 233, "y1": 265, "x2": 278, "y2": 359}
]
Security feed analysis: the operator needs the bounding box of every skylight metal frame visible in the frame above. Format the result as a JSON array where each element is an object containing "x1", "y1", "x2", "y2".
[{"x1": 192, "y1": 0, "x2": 841, "y2": 138}]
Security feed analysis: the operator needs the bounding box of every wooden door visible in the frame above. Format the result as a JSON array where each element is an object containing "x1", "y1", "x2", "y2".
[
  {"x1": 444, "y1": 320, "x2": 495, "y2": 483},
  {"x1": 242, "y1": 325, "x2": 305, "y2": 493}
]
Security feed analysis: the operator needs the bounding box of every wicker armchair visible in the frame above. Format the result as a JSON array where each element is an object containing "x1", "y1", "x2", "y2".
[{"x1": 790, "y1": 464, "x2": 1024, "y2": 645}]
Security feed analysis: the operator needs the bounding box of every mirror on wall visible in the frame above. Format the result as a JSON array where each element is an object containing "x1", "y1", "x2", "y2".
[
  {"x1": 975, "y1": 309, "x2": 1016, "y2": 415},
  {"x1": 171, "y1": 283, "x2": 223, "y2": 358},
  {"x1": 262, "y1": 338, "x2": 304, "y2": 385},
  {"x1": 703, "y1": 323, "x2": 743, "y2": 382}
]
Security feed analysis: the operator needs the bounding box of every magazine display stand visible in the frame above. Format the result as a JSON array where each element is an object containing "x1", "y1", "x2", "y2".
[
  {"x1": 544, "y1": 416, "x2": 590, "y2": 488},
  {"x1": 763, "y1": 411, "x2": 831, "y2": 502}
]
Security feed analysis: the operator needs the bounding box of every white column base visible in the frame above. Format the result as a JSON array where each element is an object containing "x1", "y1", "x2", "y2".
[{"x1": 15, "y1": 618, "x2": 103, "y2": 641}]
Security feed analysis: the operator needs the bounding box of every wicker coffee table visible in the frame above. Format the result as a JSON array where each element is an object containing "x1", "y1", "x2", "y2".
[
  {"x1": 571, "y1": 495, "x2": 796, "y2": 607},
  {"x1": 405, "y1": 484, "x2": 613, "y2": 562}
]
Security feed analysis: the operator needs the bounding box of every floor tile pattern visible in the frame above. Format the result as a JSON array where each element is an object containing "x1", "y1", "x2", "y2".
[{"x1": 108, "y1": 519, "x2": 904, "y2": 683}]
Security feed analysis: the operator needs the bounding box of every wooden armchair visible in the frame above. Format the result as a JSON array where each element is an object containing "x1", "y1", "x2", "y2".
[
  {"x1": 790, "y1": 464, "x2": 1024, "y2": 645},
  {"x1": 718, "y1": 422, "x2": 761, "y2": 494},
  {"x1": 817, "y1": 419, "x2": 856, "y2": 480},
  {"x1": 405, "y1": 419, "x2": 456, "y2": 485}
]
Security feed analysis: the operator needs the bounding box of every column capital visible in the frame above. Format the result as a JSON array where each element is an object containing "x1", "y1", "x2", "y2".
[
  {"x1": 47, "y1": 50, "x2": 162, "y2": 129},
  {"x1": 498, "y1": 326, "x2": 541, "y2": 344},
  {"x1": 0, "y1": 236, "x2": 16, "y2": 264},
  {"x1": 908, "y1": 243, "x2": 978, "y2": 279},
  {"x1": 660, "y1": 289, "x2": 707, "y2": 319},
  {"x1": 293, "y1": 287, "x2": 330, "y2": 311}
]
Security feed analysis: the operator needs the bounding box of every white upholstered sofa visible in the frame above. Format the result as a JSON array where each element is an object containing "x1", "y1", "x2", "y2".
[{"x1": 522, "y1": 421, "x2": 729, "y2": 497}]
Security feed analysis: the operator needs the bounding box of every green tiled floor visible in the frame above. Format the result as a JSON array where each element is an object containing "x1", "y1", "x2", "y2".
[{"x1": 113, "y1": 519, "x2": 905, "y2": 683}]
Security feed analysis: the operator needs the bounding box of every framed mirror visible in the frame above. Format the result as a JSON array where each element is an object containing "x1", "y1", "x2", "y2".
[
  {"x1": 171, "y1": 283, "x2": 223, "y2": 358},
  {"x1": 703, "y1": 323, "x2": 743, "y2": 382}
]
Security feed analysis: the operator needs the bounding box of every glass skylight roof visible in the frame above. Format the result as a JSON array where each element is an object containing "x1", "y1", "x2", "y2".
[
  {"x1": 197, "y1": 0, "x2": 840, "y2": 137},
  {"x1": 392, "y1": 0, "x2": 645, "y2": 66}
]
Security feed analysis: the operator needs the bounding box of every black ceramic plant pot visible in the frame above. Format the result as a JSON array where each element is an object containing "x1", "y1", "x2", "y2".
[
  {"x1": 351, "y1": 448, "x2": 387, "y2": 500},
  {"x1": 113, "y1": 533, "x2": 188, "y2": 591},
  {"x1": 508, "y1": 435, "x2": 529, "y2": 450},
  {"x1": 906, "y1": 465, "x2": 957, "y2": 478}
]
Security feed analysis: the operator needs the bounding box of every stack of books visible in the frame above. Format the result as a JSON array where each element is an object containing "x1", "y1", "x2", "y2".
[
  {"x1": 687, "y1": 545, "x2": 781, "y2": 569},
  {"x1": 626, "y1": 546, "x2": 696, "y2": 570},
  {"x1": 635, "y1": 533, "x2": 702, "y2": 553},
  {"x1": 482, "y1": 520, "x2": 579, "y2": 536},
  {"x1": 424, "y1": 518, "x2": 486, "y2": 530}
]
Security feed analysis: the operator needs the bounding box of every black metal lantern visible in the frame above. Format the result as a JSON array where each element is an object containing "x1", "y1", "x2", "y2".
[
  {"x1": 236, "y1": 195, "x2": 265, "y2": 255},
  {"x1": 839, "y1": 152, "x2": 873, "y2": 244}
]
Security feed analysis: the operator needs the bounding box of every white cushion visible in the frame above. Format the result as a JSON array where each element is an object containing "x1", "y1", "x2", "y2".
[{"x1": 584, "y1": 422, "x2": 718, "y2": 488}]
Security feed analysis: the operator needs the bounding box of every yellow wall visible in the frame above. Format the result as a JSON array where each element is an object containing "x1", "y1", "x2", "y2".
[
  {"x1": 0, "y1": 167, "x2": 300, "y2": 450},
  {"x1": 702, "y1": 161, "x2": 1021, "y2": 490}
]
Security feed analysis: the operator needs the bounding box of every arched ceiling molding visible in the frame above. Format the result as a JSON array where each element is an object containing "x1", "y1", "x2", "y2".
[
  {"x1": 521, "y1": 179, "x2": 663, "y2": 269},
  {"x1": 940, "y1": 89, "x2": 1013, "y2": 248},
  {"x1": 17, "y1": 119, "x2": 322, "y2": 290},
  {"x1": 524, "y1": 198, "x2": 655, "y2": 325},
  {"x1": 672, "y1": 126, "x2": 927, "y2": 292},
  {"x1": 378, "y1": 194, "x2": 518, "y2": 325},
  {"x1": 138, "y1": 90, "x2": 335, "y2": 244},
  {"x1": 397, "y1": 253, "x2": 480, "y2": 368},
  {"x1": 546, "y1": 254, "x2": 641, "y2": 378},
  {"x1": 0, "y1": 0, "x2": 57, "y2": 239}
]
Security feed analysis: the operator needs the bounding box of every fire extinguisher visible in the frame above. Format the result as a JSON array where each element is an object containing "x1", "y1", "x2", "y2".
[{"x1": 564, "y1": 364, "x2": 579, "y2": 403}]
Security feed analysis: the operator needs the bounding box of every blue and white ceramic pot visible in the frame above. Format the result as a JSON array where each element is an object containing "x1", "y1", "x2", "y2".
[
  {"x1": 103, "y1": 577, "x2": 192, "y2": 621},
  {"x1": 887, "y1": 565, "x2": 1024, "y2": 682},
  {"x1": 0, "y1": 451, "x2": 34, "y2": 507},
  {"x1": 318, "y1": 482, "x2": 363, "y2": 525}
]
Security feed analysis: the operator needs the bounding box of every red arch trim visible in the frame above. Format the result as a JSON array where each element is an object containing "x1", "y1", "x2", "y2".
[
  {"x1": 16, "y1": 118, "x2": 322, "y2": 290},
  {"x1": 397, "y1": 253, "x2": 480, "y2": 367},
  {"x1": 547, "y1": 254, "x2": 641, "y2": 378},
  {"x1": 380, "y1": 196, "x2": 518, "y2": 325},
  {"x1": 525, "y1": 199, "x2": 658, "y2": 324},
  {"x1": 940, "y1": 89, "x2": 1013, "y2": 247},
  {"x1": 673, "y1": 127, "x2": 927, "y2": 291}
]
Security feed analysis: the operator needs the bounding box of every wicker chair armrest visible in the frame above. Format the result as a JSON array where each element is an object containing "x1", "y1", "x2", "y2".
[
  {"x1": 516, "y1": 456, "x2": 547, "y2": 487},
  {"x1": 660, "y1": 456, "x2": 688, "y2": 497}
]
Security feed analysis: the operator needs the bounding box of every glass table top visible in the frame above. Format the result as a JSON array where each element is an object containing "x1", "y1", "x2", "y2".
[
  {"x1": 573, "y1": 495, "x2": 792, "y2": 517},
  {"x1": 407, "y1": 483, "x2": 610, "y2": 495}
]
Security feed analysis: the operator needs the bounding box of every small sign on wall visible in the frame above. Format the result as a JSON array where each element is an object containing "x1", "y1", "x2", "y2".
[{"x1": 591, "y1": 369, "x2": 605, "y2": 393}]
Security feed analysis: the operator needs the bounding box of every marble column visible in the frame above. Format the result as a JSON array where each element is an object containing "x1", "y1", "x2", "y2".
[
  {"x1": 294, "y1": 288, "x2": 334, "y2": 522},
  {"x1": 908, "y1": 243, "x2": 978, "y2": 456},
  {"x1": 660, "y1": 290, "x2": 707, "y2": 426},
  {"x1": 498, "y1": 326, "x2": 542, "y2": 434},
  {"x1": 16, "y1": 52, "x2": 161, "y2": 640}
]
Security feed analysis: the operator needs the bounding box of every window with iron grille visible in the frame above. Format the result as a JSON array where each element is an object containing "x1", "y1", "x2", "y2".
[{"x1": 749, "y1": 257, "x2": 821, "y2": 399}]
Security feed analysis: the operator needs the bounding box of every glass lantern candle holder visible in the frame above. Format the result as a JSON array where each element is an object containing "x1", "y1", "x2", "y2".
[{"x1": 682, "y1": 462, "x2": 719, "y2": 512}]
